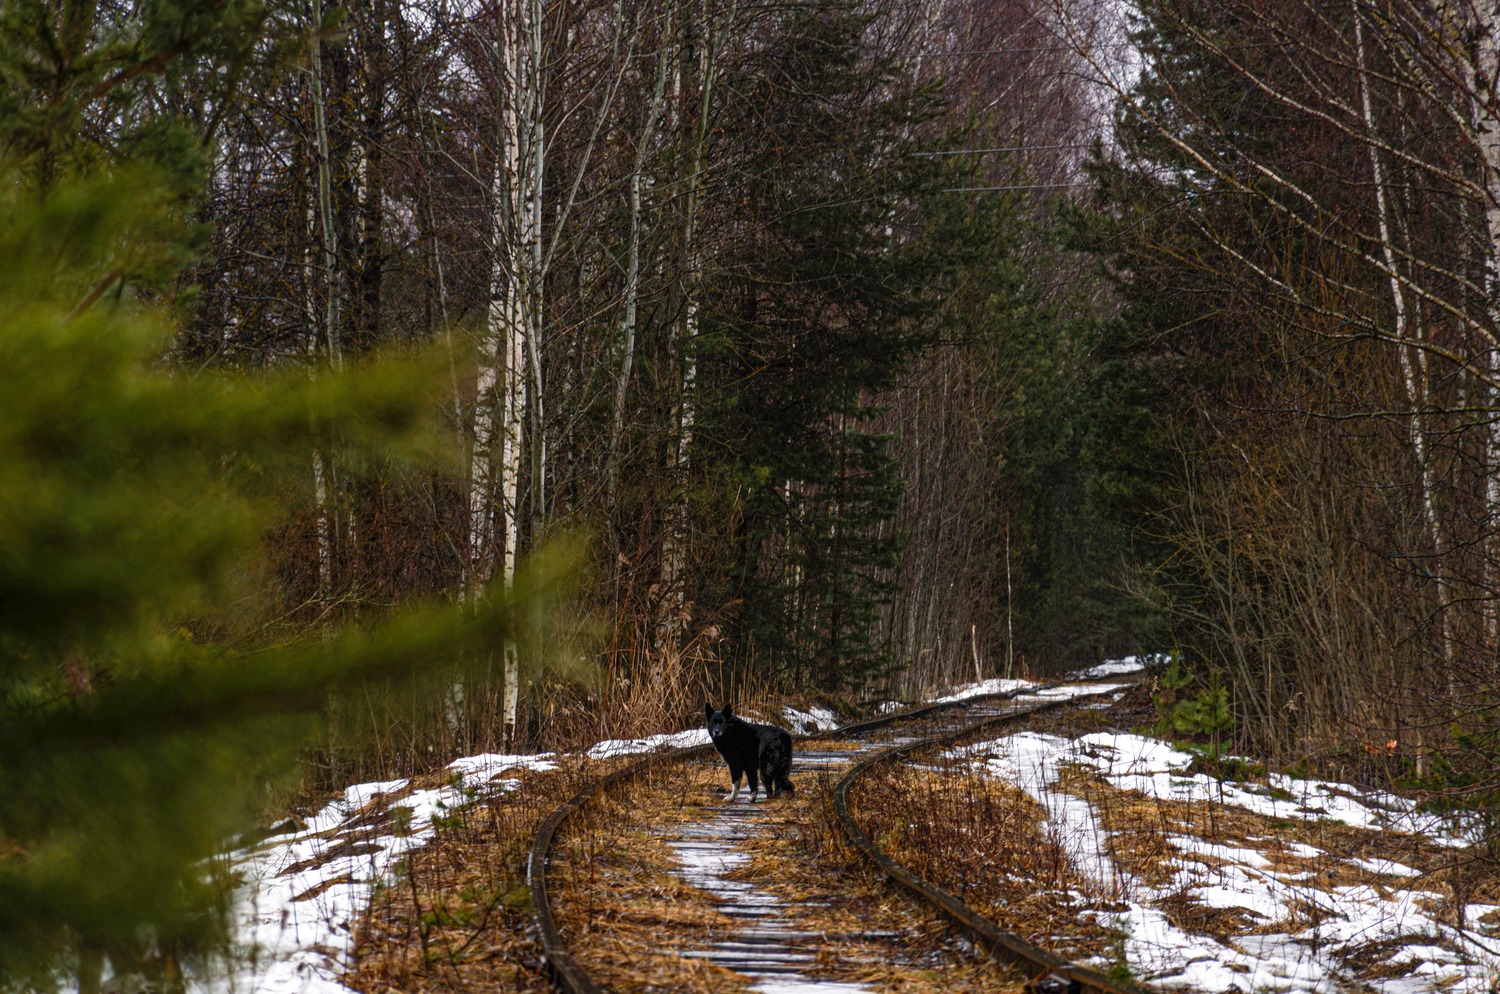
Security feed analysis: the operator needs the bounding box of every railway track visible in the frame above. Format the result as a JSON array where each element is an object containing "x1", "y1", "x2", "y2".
[{"x1": 528, "y1": 672, "x2": 1150, "y2": 994}]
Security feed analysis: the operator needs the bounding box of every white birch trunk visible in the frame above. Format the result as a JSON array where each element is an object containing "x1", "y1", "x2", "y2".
[
  {"x1": 501, "y1": 270, "x2": 524, "y2": 744},
  {"x1": 657, "y1": 1, "x2": 722, "y2": 646},
  {"x1": 674, "y1": 0, "x2": 714, "y2": 471},
  {"x1": 1471, "y1": 7, "x2": 1500, "y2": 640},
  {"x1": 310, "y1": 0, "x2": 341, "y2": 613},
  {"x1": 466, "y1": 0, "x2": 544, "y2": 744},
  {"x1": 313, "y1": 450, "x2": 334, "y2": 616},
  {"x1": 1354, "y1": 10, "x2": 1453, "y2": 662},
  {"x1": 465, "y1": 310, "x2": 503, "y2": 600}
]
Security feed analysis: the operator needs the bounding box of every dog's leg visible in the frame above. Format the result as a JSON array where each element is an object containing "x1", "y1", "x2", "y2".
[
  {"x1": 746, "y1": 768, "x2": 760, "y2": 803},
  {"x1": 725, "y1": 769, "x2": 742, "y2": 802}
]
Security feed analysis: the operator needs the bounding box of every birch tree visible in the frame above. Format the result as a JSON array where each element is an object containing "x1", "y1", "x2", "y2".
[
  {"x1": 656, "y1": 0, "x2": 734, "y2": 650},
  {"x1": 464, "y1": 0, "x2": 541, "y2": 743},
  {"x1": 1062, "y1": 0, "x2": 1500, "y2": 754},
  {"x1": 310, "y1": 0, "x2": 344, "y2": 615}
]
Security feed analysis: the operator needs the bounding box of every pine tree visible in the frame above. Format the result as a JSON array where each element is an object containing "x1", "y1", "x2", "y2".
[
  {"x1": 0, "y1": 172, "x2": 509, "y2": 992},
  {"x1": 0, "y1": 0, "x2": 277, "y2": 196}
]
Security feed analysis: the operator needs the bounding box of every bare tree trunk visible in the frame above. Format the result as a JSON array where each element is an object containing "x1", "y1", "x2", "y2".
[
  {"x1": 657, "y1": 0, "x2": 727, "y2": 648},
  {"x1": 469, "y1": 0, "x2": 547, "y2": 744},
  {"x1": 1469, "y1": 3, "x2": 1500, "y2": 639},
  {"x1": 311, "y1": 0, "x2": 342, "y2": 373},
  {"x1": 501, "y1": 251, "x2": 524, "y2": 745},
  {"x1": 310, "y1": 0, "x2": 342, "y2": 617},
  {"x1": 1005, "y1": 514, "x2": 1014, "y2": 679},
  {"x1": 466, "y1": 314, "x2": 503, "y2": 602},
  {"x1": 608, "y1": 2, "x2": 674, "y2": 506},
  {"x1": 522, "y1": 0, "x2": 546, "y2": 540},
  {"x1": 1354, "y1": 7, "x2": 1453, "y2": 664}
]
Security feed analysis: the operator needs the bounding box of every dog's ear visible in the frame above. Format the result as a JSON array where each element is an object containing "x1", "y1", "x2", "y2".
[
  {"x1": 724, "y1": 703, "x2": 733, "y2": 719},
  {"x1": 704, "y1": 702, "x2": 714, "y2": 719}
]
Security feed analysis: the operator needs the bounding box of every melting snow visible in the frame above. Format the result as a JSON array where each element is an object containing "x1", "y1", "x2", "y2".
[
  {"x1": 953, "y1": 731, "x2": 1498, "y2": 992},
  {"x1": 204, "y1": 655, "x2": 1500, "y2": 994},
  {"x1": 1032, "y1": 681, "x2": 1133, "y2": 702},
  {"x1": 198, "y1": 754, "x2": 555, "y2": 993},
  {"x1": 751, "y1": 981, "x2": 873, "y2": 994},
  {"x1": 1078, "y1": 655, "x2": 1158, "y2": 679},
  {"x1": 935, "y1": 677, "x2": 1036, "y2": 702},
  {"x1": 586, "y1": 727, "x2": 712, "y2": 759},
  {"x1": 935, "y1": 653, "x2": 1147, "y2": 704},
  {"x1": 783, "y1": 704, "x2": 841, "y2": 733}
]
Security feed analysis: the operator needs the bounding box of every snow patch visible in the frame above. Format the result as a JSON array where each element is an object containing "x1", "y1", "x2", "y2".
[
  {"x1": 1031, "y1": 682, "x2": 1132, "y2": 702},
  {"x1": 1076, "y1": 655, "x2": 1155, "y2": 679},
  {"x1": 955, "y1": 730, "x2": 1498, "y2": 991},
  {"x1": 783, "y1": 704, "x2": 840, "y2": 733},
  {"x1": 933, "y1": 654, "x2": 1146, "y2": 704},
  {"x1": 935, "y1": 677, "x2": 1035, "y2": 703},
  {"x1": 201, "y1": 754, "x2": 550, "y2": 993},
  {"x1": 586, "y1": 727, "x2": 712, "y2": 759},
  {"x1": 446, "y1": 752, "x2": 556, "y2": 781}
]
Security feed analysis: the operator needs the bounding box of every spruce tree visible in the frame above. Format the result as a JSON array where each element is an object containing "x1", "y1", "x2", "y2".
[
  {"x1": 0, "y1": 0, "x2": 277, "y2": 195},
  {"x1": 695, "y1": 5, "x2": 945, "y2": 690},
  {"x1": 0, "y1": 172, "x2": 507, "y2": 992}
]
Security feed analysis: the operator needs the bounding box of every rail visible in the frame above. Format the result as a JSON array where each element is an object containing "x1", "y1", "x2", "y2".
[{"x1": 527, "y1": 675, "x2": 1148, "y2": 994}]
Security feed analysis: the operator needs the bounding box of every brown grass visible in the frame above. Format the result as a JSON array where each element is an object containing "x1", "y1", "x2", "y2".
[
  {"x1": 342, "y1": 681, "x2": 1500, "y2": 993},
  {"x1": 849, "y1": 761, "x2": 1123, "y2": 966},
  {"x1": 827, "y1": 692, "x2": 1500, "y2": 976},
  {"x1": 1053, "y1": 760, "x2": 1500, "y2": 936},
  {"x1": 547, "y1": 751, "x2": 1031, "y2": 993},
  {"x1": 718, "y1": 764, "x2": 1033, "y2": 993},
  {"x1": 341, "y1": 691, "x2": 844, "y2": 992},
  {"x1": 873, "y1": 689, "x2": 1500, "y2": 969},
  {"x1": 345, "y1": 755, "x2": 608, "y2": 994},
  {"x1": 839, "y1": 699, "x2": 1140, "y2": 967},
  {"x1": 550, "y1": 762, "x2": 751, "y2": 993}
]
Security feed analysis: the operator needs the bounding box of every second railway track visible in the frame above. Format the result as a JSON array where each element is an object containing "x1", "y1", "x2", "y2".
[{"x1": 528, "y1": 670, "x2": 1148, "y2": 994}]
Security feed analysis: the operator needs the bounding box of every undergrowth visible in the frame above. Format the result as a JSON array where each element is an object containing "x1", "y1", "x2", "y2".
[
  {"x1": 345, "y1": 758, "x2": 589, "y2": 993},
  {"x1": 845, "y1": 704, "x2": 1125, "y2": 967}
]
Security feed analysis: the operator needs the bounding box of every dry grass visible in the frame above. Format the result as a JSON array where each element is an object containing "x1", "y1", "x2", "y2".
[
  {"x1": 841, "y1": 699, "x2": 1139, "y2": 965},
  {"x1": 549, "y1": 752, "x2": 1030, "y2": 994},
  {"x1": 842, "y1": 689, "x2": 1500, "y2": 985},
  {"x1": 850, "y1": 760, "x2": 1124, "y2": 966},
  {"x1": 345, "y1": 756, "x2": 606, "y2": 994},
  {"x1": 549, "y1": 761, "x2": 750, "y2": 994},
  {"x1": 1054, "y1": 760, "x2": 1498, "y2": 936},
  {"x1": 338, "y1": 680, "x2": 1500, "y2": 993},
  {"x1": 715, "y1": 764, "x2": 1032, "y2": 993},
  {"x1": 798, "y1": 737, "x2": 872, "y2": 753},
  {"x1": 341, "y1": 689, "x2": 834, "y2": 992}
]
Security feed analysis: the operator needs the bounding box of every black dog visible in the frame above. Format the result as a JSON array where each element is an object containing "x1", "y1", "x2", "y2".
[{"x1": 704, "y1": 704, "x2": 794, "y2": 802}]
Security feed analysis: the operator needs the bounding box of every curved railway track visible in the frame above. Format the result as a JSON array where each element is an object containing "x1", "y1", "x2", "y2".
[{"x1": 528, "y1": 674, "x2": 1150, "y2": 994}]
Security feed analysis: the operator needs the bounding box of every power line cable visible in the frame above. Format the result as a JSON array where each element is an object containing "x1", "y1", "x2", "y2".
[
  {"x1": 941, "y1": 182, "x2": 1091, "y2": 192},
  {"x1": 928, "y1": 44, "x2": 1137, "y2": 57},
  {"x1": 916, "y1": 142, "x2": 1098, "y2": 156}
]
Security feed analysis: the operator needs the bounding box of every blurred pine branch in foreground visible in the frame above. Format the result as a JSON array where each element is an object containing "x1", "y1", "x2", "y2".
[{"x1": 0, "y1": 171, "x2": 534, "y2": 992}]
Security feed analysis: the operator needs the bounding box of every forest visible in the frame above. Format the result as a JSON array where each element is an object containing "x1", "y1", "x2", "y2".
[{"x1": 7, "y1": 0, "x2": 1500, "y2": 989}]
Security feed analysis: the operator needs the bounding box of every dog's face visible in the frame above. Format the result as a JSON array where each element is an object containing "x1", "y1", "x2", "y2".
[{"x1": 704, "y1": 703, "x2": 733, "y2": 739}]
